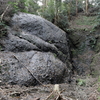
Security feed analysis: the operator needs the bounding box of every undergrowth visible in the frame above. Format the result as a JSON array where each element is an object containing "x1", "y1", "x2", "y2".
[
  {"x1": 70, "y1": 15, "x2": 99, "y2": 30},
  {"x1": 0, "y1": 20, "x2": 7, "y2": 38},
  {"x1": 75, "y1": 16, "x2": 98, "y2": 26}
]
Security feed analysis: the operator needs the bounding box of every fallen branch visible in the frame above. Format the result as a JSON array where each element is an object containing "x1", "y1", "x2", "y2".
[
  {"x1": 56, "y1": 95, "x2": 62, "y2": 100},
  {"x1": 12, "y1": 55, "x2": 48, "y2": 87},
  {"x1": 45, "y1": 84, "x2": 72, "y2": 100},
  {"x1": 45, "y1": 84, "x2": 61, "y2": 100},
  {"x1": 33, "y1": 98, "x2": 40, "y2": 100},
  {"x1": 45, "y1": 91, "x2": 54, "y2": 100}
]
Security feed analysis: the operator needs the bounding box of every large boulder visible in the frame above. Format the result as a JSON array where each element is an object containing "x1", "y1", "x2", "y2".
[
  {"x1": 0, "y1": 51, "x2": 67, "y2": 86},
  {"x1": 0, "y1": 13, "x2": 70, "y2": 86}
]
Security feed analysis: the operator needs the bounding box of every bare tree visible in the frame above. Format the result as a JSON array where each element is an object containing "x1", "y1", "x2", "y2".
[
  {"x1": 42, "y1": 0, "x2": 47, "y2": 8},
  {"x1": 76, "y1": 0, "x2": 78, "y2": 15},
  {"x1": 85, "y1": 0, "x2": 88, "y2": 14}
]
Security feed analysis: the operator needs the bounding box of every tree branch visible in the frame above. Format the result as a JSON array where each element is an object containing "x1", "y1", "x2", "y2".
[{"x1": 0, "y1": 5, "x2": 10, "y2": 21}]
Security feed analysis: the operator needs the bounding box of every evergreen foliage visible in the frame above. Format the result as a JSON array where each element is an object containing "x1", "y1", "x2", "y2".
[
  {"x1": 40, "y1": 0, "x2": 69, "y2": 30},
  {"x1": 0, "y1": 20, "x2": 7, "y2": 37},
  {"x1": 0, "y1": 0, "x2": 100, "y2": 32},
  {"x1": 8, "y1": 0, "x2": 40, "y2": 14}
]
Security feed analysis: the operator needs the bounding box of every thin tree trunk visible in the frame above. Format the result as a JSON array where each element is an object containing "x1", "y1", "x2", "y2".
[
  {"x1": 76, "y1": 0, "x2": 78, "y2": 16},
  {"x1": 85, "y1": 0, "x2": 88, "y2": 14},
  {"x1": 42, "y1": 0, "x2": 47, "y2": 8},
  {"x1": 54, "y1": 0, "x2": 61, "y2": 25}
]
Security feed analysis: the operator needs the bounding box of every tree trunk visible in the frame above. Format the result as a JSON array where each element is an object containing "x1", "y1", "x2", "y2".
[
  {"x1": 42, "y1": 0, "x2": 47, "y2": 8},
  {"x1": 76, "y1": 0, "x2": 78, "y2": 16},
  {"x1": 54, "y1": 0, "x2": 62, "y2": 25},
  {"x1": 85, "y1": 0, "x2": 88, "y2": 14}
]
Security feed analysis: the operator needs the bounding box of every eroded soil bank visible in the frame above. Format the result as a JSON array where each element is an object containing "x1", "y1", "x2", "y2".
[{"x1": 0, "y1": 75, "x2": 100, "y2": 100}]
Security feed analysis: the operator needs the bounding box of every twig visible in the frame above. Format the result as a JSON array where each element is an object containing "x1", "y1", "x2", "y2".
[
  {"x1": 45, "y1": 85, "x2": 66, "y2": 100},
  {"x1": 55, "y1": 89, "x2": 66, "y2": 100},
  {"x1": 45, "y1": 84, "x2": 60, "y2": 100},
  {"x1": 12, "y1": 55, "x2": 48, "y2": 87},
  {"x1": 60, "y1": 89, "x2": 65, "y2": 94},
  {"x1": 45, "y1": 91, "x2": 54, "y2": 100},
  {"x1": 56, "y1": 94, "x2": 61, "y2": 100},
  {"x1": 0, "y1": 5, "x2": 10, "y2": 21}
]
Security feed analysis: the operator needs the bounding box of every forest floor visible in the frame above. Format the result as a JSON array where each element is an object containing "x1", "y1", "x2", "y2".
[
  {"x1": 69, "y1": 14, "x2": 98, "y2": 30},
  {"x1": 0, "y1": 75, "x2": 100, "y2": 100},
  {"x1": 0, "y1": 14, "x2": 100, "y2": 100}
]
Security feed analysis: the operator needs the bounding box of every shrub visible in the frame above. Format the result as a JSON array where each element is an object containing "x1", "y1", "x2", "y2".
[
  {"x1": 77, "y1": 79, "x2": 86, "y2": 86},
  {"x1": 0, "y1": 20, "x2": 7, "y2": 38}
]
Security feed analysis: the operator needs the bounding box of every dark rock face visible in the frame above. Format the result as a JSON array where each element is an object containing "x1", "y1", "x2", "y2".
[{"x1": 0, "y1": 13, "x2": 70, "y2": 86}]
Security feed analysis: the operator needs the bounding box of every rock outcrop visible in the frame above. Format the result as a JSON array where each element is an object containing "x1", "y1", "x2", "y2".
[{"x1": 0, "y1": 13, "x2": 70, "y2": 86}]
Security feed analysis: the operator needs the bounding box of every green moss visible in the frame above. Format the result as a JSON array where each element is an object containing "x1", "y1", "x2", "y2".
[
  {"x1": 98, "y1": 76, "x2": 100, "y2": 82},
  {"x1": 53, "y1": 53, "x2": 57, "y2": 58},
  {"x1": 77, "y1": 79, "x2": 86, "y2": 86},
  {"x1": 98, "y1": 96, "x2": 100, "y2": 99},
  {"x1": 90, "y1": 28, "x2": 96, "y2": 33},
  {"x1": 97, "y1": 87, "x2": 100, "y2": 92},
  {"x1": 48, "y1": 41, "x2": 52, "y2": 43}
]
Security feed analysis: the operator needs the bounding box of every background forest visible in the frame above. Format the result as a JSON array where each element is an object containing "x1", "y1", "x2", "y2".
[{"x1": 0, "y1": 0, "x2": 100, "y2": 33}]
